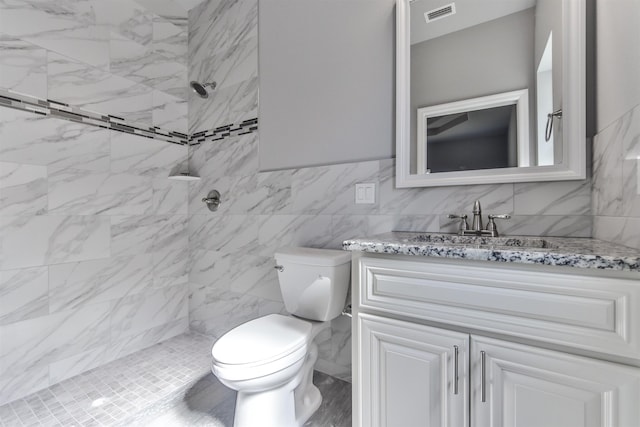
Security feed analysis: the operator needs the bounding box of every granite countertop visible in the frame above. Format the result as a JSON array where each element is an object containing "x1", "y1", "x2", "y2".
[{"x1": 343, "y1": 232, "x2": 640, "y2": 272}]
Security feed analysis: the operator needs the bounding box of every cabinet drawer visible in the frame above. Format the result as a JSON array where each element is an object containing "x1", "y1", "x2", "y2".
[{"x1": 358, "y1": 256, "x2": 640, "y2": 361}]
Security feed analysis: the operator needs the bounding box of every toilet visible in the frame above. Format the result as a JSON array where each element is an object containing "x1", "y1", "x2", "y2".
[{"x1": 210, "y1": 247, "x2": 351, "y2": 427}]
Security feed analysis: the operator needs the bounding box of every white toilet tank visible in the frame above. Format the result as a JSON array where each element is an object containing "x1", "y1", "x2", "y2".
[{"x1": 274, "y1": 247, "x2": 351, "y2": 321}]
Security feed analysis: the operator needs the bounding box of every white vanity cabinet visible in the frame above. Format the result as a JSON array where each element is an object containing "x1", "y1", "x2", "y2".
[
  {"x1": 352, "y1": 253, "x2": 640, "y2": 427},
  {"x1": 359, "y1": 313, "x2": 469, "y2": 427},
  {"x1": 471, "y1": 336, "x2": 640, "y2": 427}
]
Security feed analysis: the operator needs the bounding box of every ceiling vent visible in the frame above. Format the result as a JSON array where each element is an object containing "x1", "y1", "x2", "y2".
[{"x1": 424, "y1": 3, "x2": 456, "y2": 23}]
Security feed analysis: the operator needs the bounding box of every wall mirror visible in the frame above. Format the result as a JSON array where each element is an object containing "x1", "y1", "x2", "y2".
[{"x1": 396, "y1": 0, "x2": 586, "y2": 187}]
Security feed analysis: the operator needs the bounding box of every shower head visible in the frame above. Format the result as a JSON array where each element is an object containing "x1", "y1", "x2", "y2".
[{"x1": 190, "y1": 81, "x2": 217, "y2": 99}]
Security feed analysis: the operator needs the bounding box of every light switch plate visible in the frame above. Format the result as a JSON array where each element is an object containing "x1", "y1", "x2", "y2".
[{"x1": 355, "y1": 183, "x2": 376, "y2": 204}]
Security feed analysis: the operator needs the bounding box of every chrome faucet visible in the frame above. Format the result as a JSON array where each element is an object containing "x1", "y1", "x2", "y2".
[
  {"x1": 471, "y1": 200, "x2": 483, "y2": 231},
  {"x1": 448, "y1": 200, "x2": 511, "y2": 237}
]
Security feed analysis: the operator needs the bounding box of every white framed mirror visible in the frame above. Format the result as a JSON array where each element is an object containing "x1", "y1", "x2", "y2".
[{"x1": 396, "y1": 0, "x2": 587, "y2": 188}]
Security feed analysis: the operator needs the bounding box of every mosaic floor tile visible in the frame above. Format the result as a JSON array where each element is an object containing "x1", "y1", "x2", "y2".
[{"x1": 0, "y1": 333, "x2": 351, "y2": 427}]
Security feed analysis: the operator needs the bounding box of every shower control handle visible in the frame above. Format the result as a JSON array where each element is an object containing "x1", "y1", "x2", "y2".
[
  {"x1": 202, "y1": 190, "x2": 221, "y2": 212},
  {"x1": 274, "y1": 265, "x2": 284, "y2": 272}
]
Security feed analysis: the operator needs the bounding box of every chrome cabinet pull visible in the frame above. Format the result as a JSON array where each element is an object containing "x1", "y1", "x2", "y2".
[
  {"x1": 480, "y1": 350, "x2": 487, "y2": 403},
  {"x1": 453, "y1": 345, "x2": 459, "y2": 395}
]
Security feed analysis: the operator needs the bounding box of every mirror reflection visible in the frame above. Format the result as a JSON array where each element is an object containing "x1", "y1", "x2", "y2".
[
  {"x1": 425, "y1": 105, "x2": 517, "y2": 173},
  {"x1": 410, "y1": 0, "x2": 563, "y2": 175},
  {"x1": 417, "y1": 89, "x2": 530, "y2": 173}
]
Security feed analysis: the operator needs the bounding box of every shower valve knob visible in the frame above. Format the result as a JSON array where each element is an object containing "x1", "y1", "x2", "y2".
[{"x1": 202, "y1": 190, "x2": 221, "y2": 211}]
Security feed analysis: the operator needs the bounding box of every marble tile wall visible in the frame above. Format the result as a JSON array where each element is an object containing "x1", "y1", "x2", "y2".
[
  {"x1": 1, "y1": 1, "x2": 193, "y2": 402},
  {"x1": 0, "y1": 107, "x2": 190, "y2": 405},
  {"x1": 0, "y1": 0, "x2": 190, "y2": 133},
  {"x1": 186, "y1": 0, "x2": 593, "y2": 382},
  {"x1": 592, "y1": 104, "x2": 640, "y2": 249}
]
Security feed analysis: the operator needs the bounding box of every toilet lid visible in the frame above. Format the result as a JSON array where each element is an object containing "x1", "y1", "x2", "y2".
[
  {"x1": 211, "y1": 314, "x2": 312, "y2": 366},
  {"x1": 275, "y1": 246, "x2": 351, "y2": 266}
]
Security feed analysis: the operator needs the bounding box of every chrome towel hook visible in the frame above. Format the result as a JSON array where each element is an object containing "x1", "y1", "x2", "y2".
[{"x1": 545, "y1": 109, "x2": 563, "y2": 141}]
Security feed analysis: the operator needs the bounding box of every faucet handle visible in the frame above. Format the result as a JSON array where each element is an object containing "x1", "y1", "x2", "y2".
[
  {"x1": 488, "y1": 214, "x2": 511, "y2": 220},
  {"x1": 448, "y1": 214, "x2": 469, "y2": 234},
  {"x1": 486, "y1": 214, "x2": 511, "y2": 237}
]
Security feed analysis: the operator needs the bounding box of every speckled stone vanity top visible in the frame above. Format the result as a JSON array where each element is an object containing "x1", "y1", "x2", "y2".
[{"x1": 343, "y1": 232, "x2": 640, "y2": 272}]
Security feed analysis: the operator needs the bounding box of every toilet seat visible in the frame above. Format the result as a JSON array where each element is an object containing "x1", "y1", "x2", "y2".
[{"x1": 211, "y1": 314, "x2": 312, "y2": 381}]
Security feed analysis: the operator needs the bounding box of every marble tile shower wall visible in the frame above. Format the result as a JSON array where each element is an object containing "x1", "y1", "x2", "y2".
[
  {"x1": 593, "y1": 103, "x2": 640, "y2": 249},
  {"x1": 186, "y1": 0, "x2": 593, "y2": 381},
  {"x1": 0, "y1": 0, "x2": 195, "y2": 406},
  {"x1": 0, "y1": 0, "x2": 190, "y2": 133},
  {"x1": 0, "y1": 107, "x2": 190, "y2": 405},
  {"x1": 188, "y1": 0, "x2": 258, "y2": 135}
]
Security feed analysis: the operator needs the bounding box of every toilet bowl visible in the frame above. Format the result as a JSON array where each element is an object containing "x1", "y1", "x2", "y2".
[
  {"x1": 212, "y1": 314, "x2": 327, "y2": 427},
  {"x1": 210, "y1": 247, "x2": 351, "y2": 427}
]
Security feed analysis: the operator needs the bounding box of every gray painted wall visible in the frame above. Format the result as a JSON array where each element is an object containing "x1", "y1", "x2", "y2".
[
  {"x1": 595, "y1": 0, "x2": 640, "y2": 132},
  {"x1": 591, "y1": 0, "x2": 640, "y2": 249},
  {"x1": 258, "y1": 0, "x2": 395, "y2": 171}
]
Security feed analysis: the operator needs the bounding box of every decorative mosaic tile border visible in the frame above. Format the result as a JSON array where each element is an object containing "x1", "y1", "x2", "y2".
[
  {"x1": 0, "y1": 89, "x2": 189, "y2": 145},
  {"x1": 189, "y1": 118, "x2": 258, "y2": 146},
  {"x1": 0, "y1": 89, "x2": 259, "y2": 146}
]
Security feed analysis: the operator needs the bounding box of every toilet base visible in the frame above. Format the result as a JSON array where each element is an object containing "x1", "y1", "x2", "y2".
[
  {"x1": 294, "y1": 343, "x2": 321, "y2": 425},
  {"x1": 234, "y1": 384, "x2": 298, "y2": 427},
  {"x1": 231, "y1": 343, "x2": 321, "y2": 427},
  {"x1": 294, "y1": 383, "x2": 321, "y2": 425}
]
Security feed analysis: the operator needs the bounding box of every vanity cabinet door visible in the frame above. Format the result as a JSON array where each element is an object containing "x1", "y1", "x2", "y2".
[
  {"x1": 471, "y1": 336, "x2": 640, "y2": 427},
  {"x1": 358, "y1": 313, "x2": 469, "y2": 427}
]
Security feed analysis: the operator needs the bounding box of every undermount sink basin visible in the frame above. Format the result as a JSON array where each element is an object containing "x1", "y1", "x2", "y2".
[{"x1": 407, "y1": 233, "x2": 558, "y2": 249}]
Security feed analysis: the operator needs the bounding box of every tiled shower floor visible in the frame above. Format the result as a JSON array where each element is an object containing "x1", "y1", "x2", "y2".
[{"x1": 0, "y1": 333, "x2": 351, "y2": 426}]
